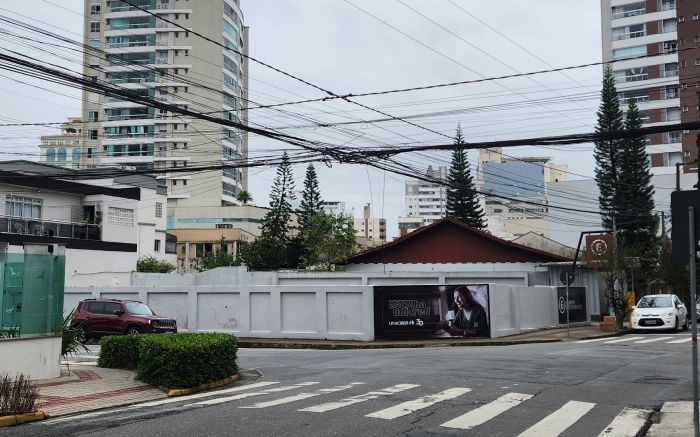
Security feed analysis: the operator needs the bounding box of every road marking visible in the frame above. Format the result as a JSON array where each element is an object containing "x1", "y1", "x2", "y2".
[
  {"x1": 240, "y1": 383, "x2": 364, "y2": 409},
  {"x1": 188, "y1": 382, "x2": 320, "y2": 407},
  {"x1": 575, "y1": 338, "x2": 611, "y2": 344},
  {"x1": 517, "y1": 400, "x2": 595, "y2": 437},
  {"x1": 603, "y1": 337, "x2": 645, "y2": 344},
  {"x1": 597, "y1": 407, "x2": 652, "y2": 437},
  {"x1": 301, "y1": 384, "x2": 421, "y2": 413},
  {"x1": 137, "y1": 381, "x2": 281, "y2": 407},
  {"x1": 441, "y1": 392, "x2": 533, "y2": 430},
  {"x1": 634, "y1": 336, "x2": 674, "y2": 344},
  {"x1": 366, "y1": 387, "x2": 471, "y2": 420},
  {"x1": 668, "y1": 337, "x2": 693, "y2": 344}
]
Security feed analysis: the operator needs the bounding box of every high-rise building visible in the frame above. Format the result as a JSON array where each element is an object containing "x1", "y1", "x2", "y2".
[
  {"x1": 600, "y1": 0, "x2": 699, "y2": 175},
  {"x1": 354, "y1": 203, "x2": 386, "y2": 245},
  {"x1": 404, "y1": 165, "x2": 448, "y2": 225},
  {"x1": 81, "y1": 0, "x2": 248, "y2": 207},
  {"x1": 38, "y1": 117, "x2": 85, "y2": 169}
]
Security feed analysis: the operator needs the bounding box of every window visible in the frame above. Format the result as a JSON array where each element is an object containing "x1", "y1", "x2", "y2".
[
  {"x1": 5, "y1": 195, "x2": 42, "y2": 219},
  {"x1": 90, "y1": 21, "x2": 100, "y2": 33},
  {"x1": 72, "y1": 148, "x2": 81, "y2": 161},
  {"x1": 87, "y1": 147, "x2": 96, "y2": 158},
  {"x1": 683, "y1": 106, "x2": 689, "y2": 112},
  {"x1": 88, "y1": 129, "x2": 98, "y2": 140},
  {"x1": 694, "y1": 14, "x2": 700, "y2": 21},
  {"x1": 679, "y1": 16, "x2": 685, "y2": 23},
  {"x1": 696, "y1": 59, "x2": 700, "y2": 66},
  {"x1": 88, "y1": 110, "x2": 99, "y2": 122},
  {"x1": 612, "y1": 45, "x2": 646, "y2": 61},
  {"x1": 154, "y1": 239, "x2": 161, "y2": 252},
  {"x1": 664, "y1": 62, "x2": 679, "y2": 77},
  {"x1": 57, "y1": 147, "x2": 67, "y2": 161},
  {"x1": 155, "y1": 202, "x2": 163, "y2": 218},
  {"x1": 89, "y1": 3, "x2": 100, "y2": 14},
  {"x1": 46, "y1": 148, "x2": 55, "y2": 161},
  {"x1": 662, "y1": 18, "x2": 677, "y2": 33},
  {"x1": 88, "y1": 39, "x2": 100, "y2": 49}
]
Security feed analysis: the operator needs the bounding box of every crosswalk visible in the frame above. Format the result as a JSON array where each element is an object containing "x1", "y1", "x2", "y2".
[
  {"x1": 575, "y1": 334, "x2": 693, "y2": 345},
  {"x1": 172, "y1": 378, "x2": 652, "y2": 436}
]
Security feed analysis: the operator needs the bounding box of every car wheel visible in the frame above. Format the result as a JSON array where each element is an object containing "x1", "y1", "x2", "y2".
[
  {"x1": 684, "y1": 318, "x2": 690, "y2": 331},
  {"x1": 126, "y1": 326, "x2": 142, "y2": 335}
]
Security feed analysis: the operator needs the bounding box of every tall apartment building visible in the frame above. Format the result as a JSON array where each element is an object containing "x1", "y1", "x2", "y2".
[
  {"x1": 81, "y1": 0, "x2": 249, "y2": 207},
  {"x1": 404, "y1": 165, "x2": 448, "y2": 225},
  {"x1": 354, "y1": 203, "x2": 386, "y2": 245},
  {"x1": 38, "y1": 117, "x2": 86, "y2": 169},
  {"x1": 601, "y1": 0, "x2": 700, "y2": 175}
]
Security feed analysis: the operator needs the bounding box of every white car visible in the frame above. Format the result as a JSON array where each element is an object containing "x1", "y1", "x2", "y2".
[{"x1": 631, "y1": 294, "x2": 688, "y2": 331}]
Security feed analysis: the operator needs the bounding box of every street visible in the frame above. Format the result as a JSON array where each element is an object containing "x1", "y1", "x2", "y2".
[{"x1": 8, "y1": 332, "x2": 695, "y2": 437}]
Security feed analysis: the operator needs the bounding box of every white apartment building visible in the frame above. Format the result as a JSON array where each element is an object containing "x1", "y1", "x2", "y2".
[
  {"x1": 354, "y1": 203, "x2": 386, "y2": 245},
  {"x1": 81, "y1": 0, "x2": 249, "y2": 207},
  {"x1": 601, "y1": 0, "x2": 700, "y2": 175},
  {"x1": 404, "y1": 165, "x2": 448, "y2": 225},
  {"x1": 38, "y1": 117, "x2": 86, "y2": 169}
]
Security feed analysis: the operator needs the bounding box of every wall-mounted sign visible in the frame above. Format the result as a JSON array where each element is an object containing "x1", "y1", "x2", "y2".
[{"x1": 374, "y1": 284, "x2": 490, "y2": 340}]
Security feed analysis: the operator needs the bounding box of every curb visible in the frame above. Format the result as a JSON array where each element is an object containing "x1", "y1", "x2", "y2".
[
  {"x1": 167, "y1": 373, "x2": 240, "y2": 397},
  {"x1": 0, "y1": 411, "x2": 49, "y2": 427},
  {"x1": 577, "y1": 329, "x2": 632, "y2": 341},
  {"x1": 237, "y1": 338, "x2": 562, "y2": 350}
]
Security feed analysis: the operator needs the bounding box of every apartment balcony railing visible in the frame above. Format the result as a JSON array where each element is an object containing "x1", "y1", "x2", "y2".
[
  {"x1": 0, "y1": 216, "x2": 101, "y2": 240},
  {"x1": 612, "y1": 9, "x2": 645, "y2": 19},
  {"x1": 664, "y1": 69, "x2": 679, "y2": 78},
  {"x1": 613, "y1": 31, "x2": 646, "y2": 41}
]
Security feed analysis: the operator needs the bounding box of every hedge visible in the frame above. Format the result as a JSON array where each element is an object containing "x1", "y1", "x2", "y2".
[
  {"x1": 97, "y1": 334, "x2": 143, "y2": 370},
  {"x1": 136, "y1": 333, "x2": 238, "y2": 389}
]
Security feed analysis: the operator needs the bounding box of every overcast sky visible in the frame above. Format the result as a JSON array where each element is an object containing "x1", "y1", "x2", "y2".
[{"x1": 0, "y1": 1, "x2": 603, "y2": 239}]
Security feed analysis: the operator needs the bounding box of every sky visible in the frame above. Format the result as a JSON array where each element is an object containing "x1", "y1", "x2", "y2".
[{"x1": 0, "y1": 1, "x2": 603, "y2": 239}]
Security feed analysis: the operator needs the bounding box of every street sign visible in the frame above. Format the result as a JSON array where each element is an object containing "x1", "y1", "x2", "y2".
[
  {"x1": 671, "y1": 190, "x2": 700, "y2": 264},
  {"x1": 559, "y1": 271, "x2": 574, "y2": 286}
]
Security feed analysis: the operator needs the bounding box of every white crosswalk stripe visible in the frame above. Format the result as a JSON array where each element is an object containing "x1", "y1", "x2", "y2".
[
  {"x1": 138, "y1": 381, "x2": 280, "y2": 407},
  {"x1": 575, "y1": 338, "x2": 610, "y2": 344},
  {"x1": 187, "y1": 382, "x2": 320, "y2": 407},
  {"x1": 517, "y1": 400, "x2": 595, "y2": 437},
  {"x1": 240, "y1": 383, "x2": 364, "y2": 409},
  {"x1": 301, "y1": 384, "x2": 420, "y2": 413},
  {"x1": 597, "y1": 407, "x2": 652, "y2": 437},
  {"x1": 441, "y1": 392, "x2": 533, "y2": 430},
  {"x1": 366, "y1": 387, "x2": 471, "y2": 420},
  {"x1": 603, "y1": 336, "x2": 646, "y2": 344},
  {"x1": 634, "y1": 336, "x2": 674, "y2": 344},
  {"x1": 667, "y1": 337, "x2": 693, "y2": 344}
]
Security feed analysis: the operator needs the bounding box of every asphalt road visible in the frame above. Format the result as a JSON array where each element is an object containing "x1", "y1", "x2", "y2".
[{"x1": 8, "y1": 332, "x2": 697, "y2": 437}]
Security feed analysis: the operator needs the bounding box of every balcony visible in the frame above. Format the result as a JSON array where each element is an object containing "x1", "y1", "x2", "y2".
[
  {"x1": 613, "y1": 30, "x2": 646, "y2": 41},
  {"x1": 0, "y1": 216, "x2": 101, "y2": 240}
]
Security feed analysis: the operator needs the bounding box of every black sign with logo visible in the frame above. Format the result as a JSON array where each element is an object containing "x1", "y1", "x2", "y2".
[
  {"x1": 374, "y1": 285, "x2": 490, "y2": 340},
  {"x1": 556, "y1": 287, "x2": 587, "y2": 324}
]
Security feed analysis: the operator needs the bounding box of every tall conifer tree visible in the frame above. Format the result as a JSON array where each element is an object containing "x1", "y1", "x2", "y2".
[
  {"x1": 617, "y1": 98, "x2": 655, "y2": 236},
  {"x1": 261, "y1": 152, "x2": 295, "y2": 241},
  {"x1": 299, "y1": 164, "x2": 323, "y2": 231},
  {"x1": 446, "y1": 125, "x2": 486, "y2": 229},
  {"x1": 594, "y1": 65, "x2": 624, "y2": 230}
]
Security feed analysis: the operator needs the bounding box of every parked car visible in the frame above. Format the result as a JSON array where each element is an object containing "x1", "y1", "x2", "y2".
[
  {"x1": 71, "y1": 298, "x2": 177, "y2": 339},
  {"x1": 631, "y1": 294, "x2": 688, "y2": 331}
]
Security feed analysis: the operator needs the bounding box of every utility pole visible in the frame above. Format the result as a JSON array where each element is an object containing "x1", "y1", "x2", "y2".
[{"x1": 689, "y1": 206, "x2": 699, "y2": 437}]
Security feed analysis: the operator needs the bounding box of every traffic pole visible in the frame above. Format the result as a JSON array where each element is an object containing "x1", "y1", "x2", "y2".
[{"x1": 688, "y1": 206, "x2": 699, "y2": 437}]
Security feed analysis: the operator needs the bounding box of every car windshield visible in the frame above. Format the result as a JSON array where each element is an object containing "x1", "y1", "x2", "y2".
[
  {"x1": 125, "y1": 302, "x2": 154, "y2": 315},
  {"x1": 638, "y1": 296, "x2": 672, "y2": 308}
]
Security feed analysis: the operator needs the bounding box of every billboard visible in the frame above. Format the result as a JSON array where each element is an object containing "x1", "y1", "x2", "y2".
[
  {"x1": 556, "y1": 287, "x2": 587, "y2": 324},
  {"x1": 585, "y1": 234, "x2": 613, "y2": 265},
  {"x1": 374, "y1": 284, "x2": 490, "y2": 340}
]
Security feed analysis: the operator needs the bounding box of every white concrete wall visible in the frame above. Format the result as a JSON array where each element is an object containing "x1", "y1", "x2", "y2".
[
  {"x1": 0, "y1": 336, "x2": 61, "y2": 379},
  {"x1": 65, "y1": 248, "x2": 136, "y2": 287},
  {"x1": 64, "y1": 285, "x2": 375, "y2": 341},
  {"x1": 488, "y1": 285, "x2": 561, "y2": 338}
]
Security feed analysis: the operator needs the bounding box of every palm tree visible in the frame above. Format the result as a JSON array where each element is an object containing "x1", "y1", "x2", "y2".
[{"x1": 236, "y1": 190, "x2": 252, "y2": 205}]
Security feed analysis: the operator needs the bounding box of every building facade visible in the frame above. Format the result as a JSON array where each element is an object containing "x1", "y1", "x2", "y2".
[
  {"x1": 81, "y1": 0, "x2": 249, "y2": 207},
  {"x1": 39, "y1": 117, "x2": 85, "y2": 169},
  {"x1": 354, "y1": 203, "x2": 386, "y2": 245},
  {"x1": 404, "y1": 165, "x2": 448, "y2": 225},
  {"x1": 601, "y1": 0, "x2": 700, "y2": 175}
]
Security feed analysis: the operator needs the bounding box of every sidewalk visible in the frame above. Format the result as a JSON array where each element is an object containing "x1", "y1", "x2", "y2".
[
  {"x1": 237, "y1": 324, "x2": 625, "y2": 349},
  {"x1": 34, "y1": 364, "x2": 167, "y2": 417},
  {"x1": 646, "y1": 401, "x2": 695, "y2": 436}
]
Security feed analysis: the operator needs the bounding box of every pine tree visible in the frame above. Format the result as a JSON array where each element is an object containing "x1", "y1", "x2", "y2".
[
  {"x1": 594, "y1": 65, "x2": 625, "y2": 230},
  {"x1": 261, "y1": 152, "x2": 295, "y2": 241},
  {"x1": 445, "y1": 125, "x2": 486, "y2": 229},
  {"x1": 617, "y1": 98, "x2": 655, "y2": 236},
  {"x1": 299, "y1": 164, "x2": 323, "y2": 231}
]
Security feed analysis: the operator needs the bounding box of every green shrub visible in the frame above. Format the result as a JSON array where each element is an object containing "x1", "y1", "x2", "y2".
[
  {"x1": 136, "y1": 256, "x2": 175, "y2": 273},
  {"x1": 97, "y1": 334, "x2": 143, "y2": 370},
  {"x1": 136, "y1": 333, "x2": 238, "y2": 389}
]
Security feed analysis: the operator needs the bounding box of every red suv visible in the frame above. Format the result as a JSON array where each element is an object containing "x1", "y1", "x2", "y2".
[{"x1": 71, "y1": 299, "x2": 177, "y2": 338}]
